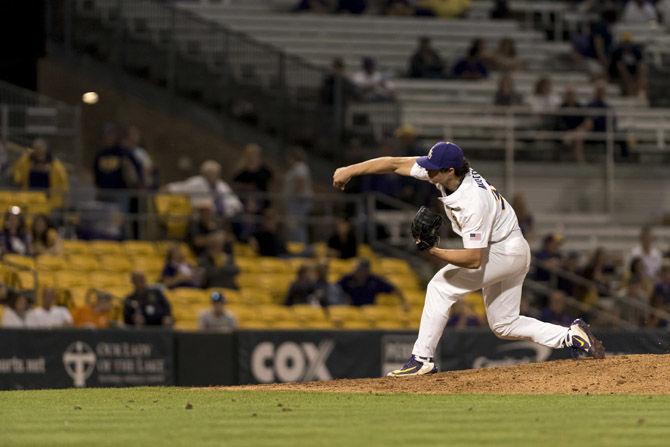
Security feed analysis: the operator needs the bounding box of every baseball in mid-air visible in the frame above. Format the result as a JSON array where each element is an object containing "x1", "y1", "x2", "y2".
[{"x1": 82, "y1": 91, "x2": 99, "y2": 104}]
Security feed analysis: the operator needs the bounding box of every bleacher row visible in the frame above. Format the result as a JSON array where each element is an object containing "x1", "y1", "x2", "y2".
[{"x1": 0, "y1": 238, "x2": 485, "y2": 331}]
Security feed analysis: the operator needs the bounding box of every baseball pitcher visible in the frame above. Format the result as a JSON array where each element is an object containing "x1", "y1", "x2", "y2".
[{"x1": 332, "y1": 141, "x2": 605, "y2": 376}]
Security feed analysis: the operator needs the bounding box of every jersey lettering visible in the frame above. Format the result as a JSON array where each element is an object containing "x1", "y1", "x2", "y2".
[
  {"x1": 489, "y1": 185, "x2": 506, "y2": 210},
  {"x1": 470, "y1": 170, "x2": 487, "y2": 190}
]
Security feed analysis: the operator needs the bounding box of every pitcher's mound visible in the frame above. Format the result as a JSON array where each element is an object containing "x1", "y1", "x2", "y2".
[{"x1": 233, "y1": 354, "x2": 670, "y2": 395}]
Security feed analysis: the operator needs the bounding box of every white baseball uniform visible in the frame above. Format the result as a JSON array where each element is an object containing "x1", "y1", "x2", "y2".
[{"x1": 409, "y1": 163, "x2": 569, "y2": 359}]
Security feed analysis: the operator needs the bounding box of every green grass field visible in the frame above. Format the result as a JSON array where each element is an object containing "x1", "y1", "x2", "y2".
[{"x1": 2, "y1": 387, "x2": 669, "y2": 446}]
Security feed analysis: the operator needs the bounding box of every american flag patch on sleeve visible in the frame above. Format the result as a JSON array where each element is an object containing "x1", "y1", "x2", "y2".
[{"x1": 469, "y1": 232, "x2": 482, "y2": 241}]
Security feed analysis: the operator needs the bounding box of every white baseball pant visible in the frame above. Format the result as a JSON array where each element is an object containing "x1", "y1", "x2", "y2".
[{"x1": 412, "y1": 234, "x2": 569, "y2": 359}]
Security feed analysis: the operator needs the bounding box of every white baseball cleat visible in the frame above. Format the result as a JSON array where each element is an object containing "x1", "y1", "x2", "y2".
[
  {"x1": 387, "y1": 355, "x2": 438, "y2": 377},
  {"x1": 566, "y1": 319, "x2": 605, "y2": 359}
]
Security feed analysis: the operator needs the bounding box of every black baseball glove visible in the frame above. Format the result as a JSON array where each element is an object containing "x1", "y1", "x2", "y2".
[{"x1": 411, "y1": 206, "x2": 443, "y2": 251}]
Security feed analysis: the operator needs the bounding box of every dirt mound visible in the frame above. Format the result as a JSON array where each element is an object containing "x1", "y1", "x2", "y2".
[{"x1": 232, "y1": 354, "x2": 670, "y2": 395}]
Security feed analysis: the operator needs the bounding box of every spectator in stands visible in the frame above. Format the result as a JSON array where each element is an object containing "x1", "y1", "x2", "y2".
[
  {"x1": 408, "y1": 37, "x2": 445, "y2": 79},
  {"x1": 125, "y1": 125, "x2": 157, "y2": 189},
  {"x1": 283, "y1": 148, "x2": 313, "y2": 243},
  {"x1": 198, "y1": 291, "x2": 237, "y2": 332},
  {"x1": 187, "y1": 202, "x2": 225, "y2": 257},
  {"x1": 232, "y1": 143, "x2": 273, "y2": 213},
  {"x1": 557, "y1": 87, "x2": 584, "y2": 132},
  {"x1": 621, "y1": 257, "x2": 654, "y2": 324},
  {"x1": 489, "y1": 38, "x2": 523, "y2": 72},
  {"x1": 312, "y1": 259, "x2": 347, "y2": 306},
  {"x1": 94, "y1": 123, "x2": 142, "y2": 194},
  {"x1": 292, "y1": 0, "x2": 332, "y2": 13},
  {"x1": 327, "y1": 218, "x2": 358, "y2": 259},
  {"x1": 31, "y1": 214, "x2": 61, "y2": 257},
  {"x1": 394, "y1": 124, "x2": 424, "y2": 156},
  {"x1": 446, "y1": 300, "x2": 481, "y2": 328},
  {"x1": 123, "y1": 271, "x2": 173, "y2": 327},
  {"x1": 72, "y1": 292, "x2": 115, "y2": 329},
  {"x1": 160, "y1": 244, "x2": 200, "y2": 289},
  {"x1": 336, "y1": 0, "x2": 367, "y2": 14},
  {"x1": 1, "y1": 290, "x2": 30, "y2": 328},
  {"x1": 320, "y1": 57, "x2": 358, "y2": 105},
  {"x1": 338, "y1": 259, "x2": 407, "y2": 307},
  {"x1": 651, "y1": 264, "x2": 670, "y2": 326},
  {"x1": 657, "y1": 0, "x2": 670, "y2": 24},
  {"x1": 493, "y1": 72, "x2": 523, "y2": 106},
  {"x1": 563, "y1": 82, "x2": 613, "y2": 162},
  {"x1": 571, "y1": 15, "x2": 614, "y2": 75},
  {"x1": 581, "y1": 247, "x2": 611, "y2": 291},
  {"x1": 627, "y1": 226, "x2": 663, "y2": 278},
  {"x1": 250, "y1": 209, "x2": 289, "y2": 257},
  {"x1": 622, "y1": 0, "x2": 658, "y2": 23},
  {"x1": 25, "y1": 287, "x2": 73, "y2": 328},
  {"x1": 527, "y1": 76, "x2": 561, "y2": 114},
  {"x1": 414, "y1": 0, "x2": 471, "y2": 18},
  {"x1": 489, "y1": 0, "x2": 511, "y2": 19},
  {"x1": 558, "y1": 251, "x2": 581, "y2": 297},
  {"x1": 166, "y1": 160, "x2": 243, "y2": 221},
  {"x1": 198, "y1": 232, "x2": 240, "y2": 290},
  {"x1": 351, "y1": 57, "x2": 395, "y2": 101},
  {"x1": 534, "y1": 233, "x2": 563, "y2": 282},
  {"x1": 12, "y1": 138, "x2": 69, "y2": 206},
  {"x1": 608, "y1": 33, "x2": 648, "y2": 97},
  {"x1": 0, "y1": 207, "x2": 30, "y2": 256},
  {"x1": 511, "y1": 192, "x2": 534, "y2": 238},
  {"x1": 384, "y1": 0, "x2": 414, "y2": 15},
  {"x1": 540, "y1": 291, "x2": 574, "y2": 326},
  {"x1": 452, "y1": 38, "x2": 489, "y2": 80},
  {"x1": 284, "y1": 263, "x2": 319, "y2": 306}
]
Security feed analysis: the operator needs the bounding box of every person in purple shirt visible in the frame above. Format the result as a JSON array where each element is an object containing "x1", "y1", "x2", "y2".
[
  {"x1": 337, "y1": 259, "x2": 407, "y2": 307},
  {"x1": 452, "y1": 38, "x2": 489, "y2": 80},
  {"x1": 540, "y1": 291, "x2": 574, "y2": 326}
]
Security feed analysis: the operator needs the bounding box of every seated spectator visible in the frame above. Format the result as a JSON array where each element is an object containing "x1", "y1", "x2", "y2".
[
  {"x1": 446, "y1": 300, "x2": 481, "y2": 328},
  {"x1": 627, "y1": 226, "x2": 663, "y2": 279},
  {"x1": 622, "y1": 0, "x2": 658, "y2": 23},
  {"x1": 621, "y1": 257, "x2": 654, "y2": 324},
  {"x1": 12, "y1": 138, "x2": 69, "y2": 206},
  {"x1": 337, "y1": 259, "x2": 407, "y2": 307},
  {"x1": 452, "y1": 38, "x2": 489, "y2": 80},
  {"x1": 556, "y1": 86, "x2": 584, "y2": 132},
  {"x1": 123, "y1": 271, "x2": 173, "y2": 327},
  {"x1": 489, "y1": 0, "x2": 511, "y2": 19},
  {"x1": 125, "y1": 125, "x2": 158, "y2": 189},
  {"x1": 26, "y1": 287, "x2": 73, "y2": 328},
  {"x1": 293, "y1": 0, "x2": 332, "y2": 13},
  {"x1": 94, "y1": 123, "x2": 142, "y2": 192},
  {"x1": 558, "y1": 251, "x2": 581, "y2": 297},
  {"x1": 351, "y1": 57, "x2": 395, "y2": 101},
  {"x1": 284, "y1": 263, "x2": 319, "y2": 306},
  {"x1": 198, "y1": 232, "x2": 240, "y2": 290},
  {"x1": 198, "y1": 291, "x2": 237, "y2": 332},
  {"x1": 526, "y1": 76, "x2": 561, "y2": 114},
  {"x1": 166, "y1": 160, "x2": 243, "y2": 220},
  {"x1": 161, "y1": 244, "x2": 199, "y2": 289},
  {"x1": 511, "y1": 192, "x2": 533, "y2": 238},
  {"x1": 250, "y1": 210, "x2": 289, "y2": 257},
  {"x1": 232, "y1": 143, "x2": 273, "y2": 213},
  {"x1": 493, "y1": 72, "x2": 523, "y2": 106},
  {"x1": 408, "y1": 37, "x2": 445, "y2": 79},
  {"x1": 651, "y1": 265, "x2": 670, "y2": 326},
  {"x1": 72, "y1": 291, "x2": 115, "y2": 329},
  {"x1": 327, "y1": 218, "x2": 358, "y2": 259},
  {"x1": 31, "y1": 214, "x2": 61, "y2": 257},
  {"x1": 540, "y1": 291, "x2": 574, "y2": 326},
  {"x1": 563, "y1": 82, "x2": 613, "y2": 161},
  {"x1": 1, "y1": 290, "x2": 30, "y2": 328},
  {"x1": 571, "y1": 15, "x2": 614, "y2": 75},
  {"x1": 0, "y1": 208, "x2": 31, "y2": 256},
  {"x1": 608, "y1": 33, "x2": 648, "y2": 97},
  {"x1": 489, "y1": 37, "x2": 523, "y2": 72},
  {"x1": 581, "y1": 247, "x2": 611, "y2": 291},
  {"x1": 534, "y1": 233, "x2": 563, "y2": 282},
  {"x1": 312, "y1": 259, "x2": 347, "y2": 306},
  {"x1": 320, "y1": 57, "x2": 358, "y2": 105},
  {"x1": 415, "y1": 0, "x2": 471, "y2": 18},
  {"x1": 187, "y1": 202, "x2": 225, "y2": 257},
  {"x1": 336, "y1": 0, "x2": 367, "y2": 13}
]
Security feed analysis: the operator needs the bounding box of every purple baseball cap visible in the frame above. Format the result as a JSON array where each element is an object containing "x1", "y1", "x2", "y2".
[{"x1": 416, "y1": 141, "x2": 464, "y2": 170}]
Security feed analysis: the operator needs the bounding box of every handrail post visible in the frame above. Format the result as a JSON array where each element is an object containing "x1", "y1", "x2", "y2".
[{"x1": 605, "y1": 110, "x2": 615, "y2": 215}]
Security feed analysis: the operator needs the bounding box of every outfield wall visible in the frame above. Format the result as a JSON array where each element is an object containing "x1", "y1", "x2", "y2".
[{"x1": 0, "y1": 329, "x2": 668, "y2": 390}]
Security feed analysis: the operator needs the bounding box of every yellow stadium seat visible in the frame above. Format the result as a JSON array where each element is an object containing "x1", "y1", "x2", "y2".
[
  {"x1": 375, "y1": 319, "x2": 409, "y2": 330},
  {"x1": 286, "y1": 242, "x2": 305, "y2": 255},
  {"x1": 3, "y1": 254, "x2": 35, "y2": 270},
  {"x1": 358, "y1": 244, "x2": 376, "y2": 259},
  {"x1": 36, "y1": 270, "x2": 57, "y2": 287},
  {"x1": 238, "y1": 319, "x2": 270, "y2": 329},
  {"x1": 66, "y1": 254, "x2": 100, "y2": 271},
  {"x1": 16, "y1": 270, "x2": 36, "y2": 289},
  {"x1": 378, "y1": 258, "x2": 413, "y2": 275},
  {"x1": 89, "y1": 240, "x2": 124, "y2": 256},
  {"x1": 55, "y1": 271, "x2": 90, "y2": 288},
  {"x1": 291, "y1": 304, "x2": 328, "y2": 324},
  {"x1": 62, "y1": 240, "x2": 92, "y2": 255},
  {"x1": 301, "y1": 319, "x2": 335, "y2": 329},
  {"x1": 35, "y1": 254, "x2": 67, "y2": 271},
  {"x1": 226, "y1": 304, "x2": 257, "y2": 322},
  {"x1": 338, "y1": 320, "x2": 373, "y2": 329},
  {"x1": 327, "y1": 305, "x2": 366, "y2": 328},
  {"x1": 123, "y1": 241, "x2": 157, "y2": 257},
  {"x1": 404, "y1": 290, "x2": 425, "y2": 306},
  {"x1": 329, "y1": 258, "x2": 358, "y2": 275},
  {"x1": 0, "y1": 305, "x2": 4, "y2": 321},
  {"x1": 361, "y1": 305, "x2": 406, "y2": 323},
  {"x1": 167, "y1": 288, "x2": 209, "y2": 304},
  {"x1": 98, "y1": 255, "x2": 134, "y2": 273},
  {"x1": 232, "y1": 243, "x2": 254, "y2": 258},
  {"x1": 256, "y1": 304, "x2": 295, "y2": 325},
  {"x1": 175, "y1": 320, "x2": 199, "y2": 331},
  {"x1": 154, "y1": 194, "x2": 192, "y2": 239},
  {"x1": 101, "y1": 285, "x2": 133, "y2": 300},
  {"x1": 89, "y1": 271, "x2": 128, "y2": 289},
  {"x1": 257, "y1": 257, "x2": 293, "y2": 274}
]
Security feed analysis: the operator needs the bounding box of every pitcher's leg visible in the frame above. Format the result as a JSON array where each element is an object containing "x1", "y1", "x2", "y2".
[
  {"x1": 412, "y1": 267, "x2": 471, "y2": 358},
  {"x1": 484, "y1": 271, "x2": 569, "y2": 349}
]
